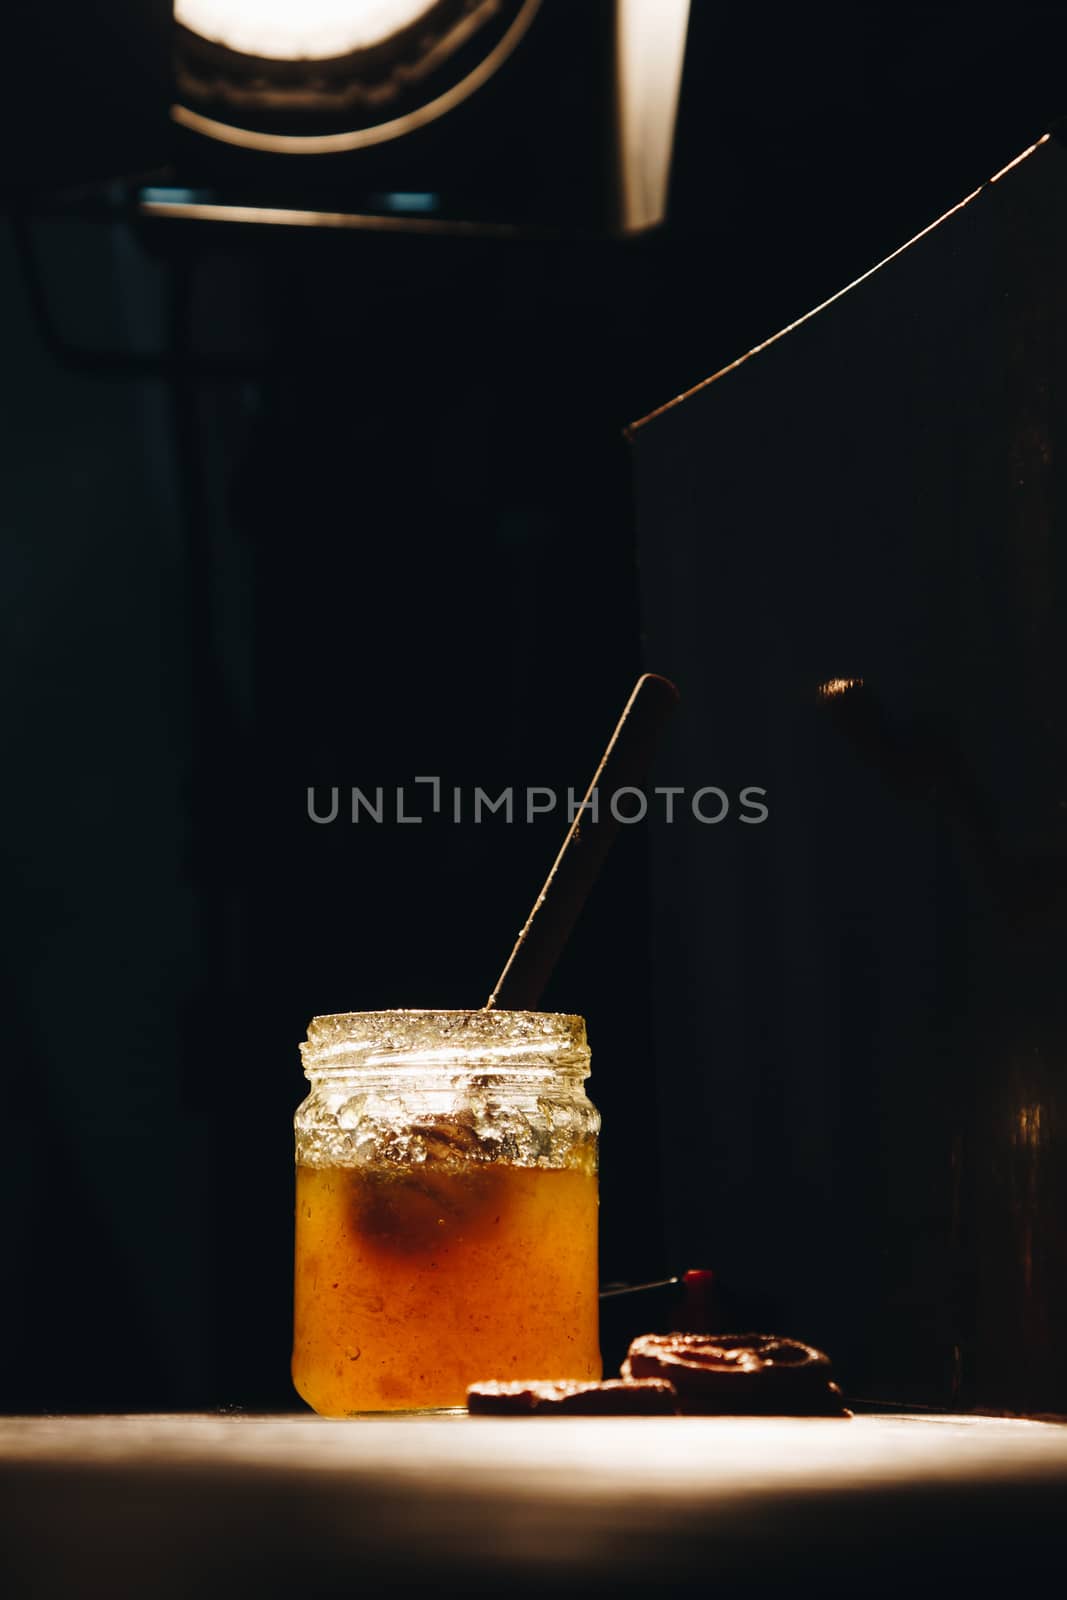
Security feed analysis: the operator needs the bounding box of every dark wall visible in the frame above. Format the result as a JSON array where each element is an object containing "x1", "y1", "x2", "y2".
[
  {"x1": 2, "y1": 208, "x2": 690, "y2": 1408},
  {"x1": 634, "y1": 135, "x2": 1067, "y2": 1415}
]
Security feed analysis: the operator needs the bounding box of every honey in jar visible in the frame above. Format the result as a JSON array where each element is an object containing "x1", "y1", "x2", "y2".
[{"x1": 292, "y1": 1010, "x2": 600, "y2": 1414}]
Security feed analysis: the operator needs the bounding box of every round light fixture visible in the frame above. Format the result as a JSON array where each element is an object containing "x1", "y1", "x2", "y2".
[
  {"x1": 174, "y1": 1, "x2": 442, "y2": 63},
  {"x1": 173, "y1": 0, "x2": 543, "y2": 154}
]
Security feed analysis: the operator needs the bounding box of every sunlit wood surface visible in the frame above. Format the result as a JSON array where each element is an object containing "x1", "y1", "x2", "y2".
[{"x1": 3, "y1": 1413, "x2": 1066, "y2": 1596}]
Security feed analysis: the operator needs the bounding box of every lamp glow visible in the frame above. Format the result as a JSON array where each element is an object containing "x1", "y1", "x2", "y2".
[{"x1": 174, "y1": 0, "x2": 440, "y2": 61}]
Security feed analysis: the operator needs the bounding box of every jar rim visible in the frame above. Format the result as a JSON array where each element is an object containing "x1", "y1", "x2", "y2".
[
  {"x1": 308, "y1": 1008, "x2": 584, "y2": 1025},
  {"x1": 300, "y1": 1008, "x2": 590, "y2": 1077}
]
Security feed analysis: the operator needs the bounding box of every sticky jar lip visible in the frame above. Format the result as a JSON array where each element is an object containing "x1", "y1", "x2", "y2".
[{"x1": 299, "y1": 1008, "x2": 590, "y2": 1081}]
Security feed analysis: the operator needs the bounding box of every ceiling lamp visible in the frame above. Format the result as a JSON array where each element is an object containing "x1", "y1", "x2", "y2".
[
  {"x1": 173, "y1": 0, "x2": 543, "y2": 155},
  {"x1": 169, "y1": 1, "x2": 690, "y2": 234},
  {"x1": 175, "y1": 1, "x2": 445, "y2": 62}
]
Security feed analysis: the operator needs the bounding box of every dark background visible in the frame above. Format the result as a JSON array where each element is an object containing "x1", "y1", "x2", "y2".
[
  {"x1": 635, "y1": 130, "x2": 1067, "y2": 1415},
  {"x1": 3, "y1": 2, "x2": 1067, "y2": 1411}
]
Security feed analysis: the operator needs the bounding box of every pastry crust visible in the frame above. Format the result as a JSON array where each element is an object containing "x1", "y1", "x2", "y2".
[
  {"x1": 622, "y1": 1333, "x2": 849, "y2": 1416},
  {"x1": 467, "y1": 1378, "x2": 679, "y2": 1415}
]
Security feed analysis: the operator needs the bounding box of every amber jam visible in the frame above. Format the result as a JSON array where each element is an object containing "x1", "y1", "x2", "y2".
[{"x1": 292, "y1": 1010, "x2": 600, "y2": 1415}]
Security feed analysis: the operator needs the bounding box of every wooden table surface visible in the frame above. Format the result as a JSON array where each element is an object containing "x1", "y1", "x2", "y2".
[{"x1": 3, "y1": 1412, "x2": 1066, "y2": 1597}]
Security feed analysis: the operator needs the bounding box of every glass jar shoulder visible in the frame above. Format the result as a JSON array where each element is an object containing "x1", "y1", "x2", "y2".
[{"x1": 294, "y1": 1078, "x2": 599, "y2": 1171}]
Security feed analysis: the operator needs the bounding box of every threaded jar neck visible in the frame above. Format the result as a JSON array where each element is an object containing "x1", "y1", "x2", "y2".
[{"x1": 300, "y1": 1009, "x2": 590, "y2": 1084}]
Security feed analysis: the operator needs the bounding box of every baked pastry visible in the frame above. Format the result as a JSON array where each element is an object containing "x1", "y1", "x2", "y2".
[
  {"x1": 622, "y1": 1333, "x2": 848, "y2": 1416},
  {"x1": 467, "y1": 1378, "x2": 679, "y2": 1415}
]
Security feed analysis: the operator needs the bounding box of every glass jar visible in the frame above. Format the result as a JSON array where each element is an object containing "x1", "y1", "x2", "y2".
[{"x1": 292, "y1": 1009, "x2": 601, "y2": 1415}]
